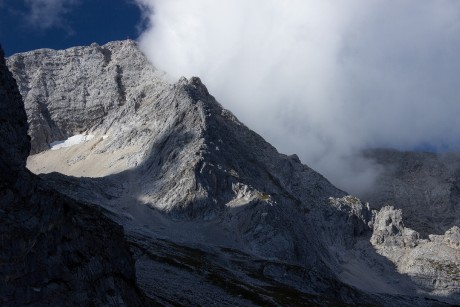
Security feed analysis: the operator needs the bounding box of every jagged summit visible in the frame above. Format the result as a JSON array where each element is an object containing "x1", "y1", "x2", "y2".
[{"x1": 5, "y1": 41, "x2": 460, "y2": 305}]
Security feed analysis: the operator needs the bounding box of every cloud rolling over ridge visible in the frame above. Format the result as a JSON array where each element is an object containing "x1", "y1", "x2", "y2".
[{"x1": 135, "y1": 0, "x2": 460, "y2": 194}]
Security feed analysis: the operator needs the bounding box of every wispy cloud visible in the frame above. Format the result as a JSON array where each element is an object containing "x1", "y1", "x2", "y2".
[
  {"x1": 24, "y1": 0, "x2": 80, "y2": 30},
  {"x1": 134, "y1": 0, "x2": 460, "y2": 194}
]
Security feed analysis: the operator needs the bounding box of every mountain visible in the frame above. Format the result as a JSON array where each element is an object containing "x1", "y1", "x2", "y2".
[
  {"x1": 4, "y1": 40, "x2": 459, "y2": 305},
  {"x1": 0, "y1": 46, "x2": 148, "y2": 306}
]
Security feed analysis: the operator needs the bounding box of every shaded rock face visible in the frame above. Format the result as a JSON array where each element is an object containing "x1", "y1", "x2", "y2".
[
  {"x1": 329, "y1": 195, "x2": 375, "y2": 238},
  {"x1": 7, "y1": 41, "x2": 459, "y2": 305},
  {"x1": 1, "y1": 180, "x2": 148, "y2": 306},
  {"x1": 0, "y1": 46, "x2": 29, "y2": 177},
  {"x1": 363, "y1": 148, "x2": 460, "y2": 237},
  {"x1": 0, "y1": 46, "x2": 147, "y2": 306}
]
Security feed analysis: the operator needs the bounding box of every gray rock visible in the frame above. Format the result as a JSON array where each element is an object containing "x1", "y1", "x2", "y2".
[
  {"x1": 371, "y1": 206, "x2": 460, "y2": 301},
  {"x1": 7, "y1": 41, "x2": 458, "y2": 306},
  {"x1": 371, "y1": 206, "x2": 419, "y2": 248},
  {"x1": 7, "y1": 40, "x2": 167, "y2": 154},
  {"x1": 444, "y1": 226, "x2": 460, "y2": 249},
  {"x1": 0, "y1": 45, "x2": 148, "y2": 306}
]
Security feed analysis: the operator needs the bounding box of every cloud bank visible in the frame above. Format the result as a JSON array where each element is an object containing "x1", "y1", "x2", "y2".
[
  {"x1": 135, "y1": 0, "x2": 460, "y2": 194},
  {"x1": 24, "y1": 0, "x2": 80, "y2": 30}
]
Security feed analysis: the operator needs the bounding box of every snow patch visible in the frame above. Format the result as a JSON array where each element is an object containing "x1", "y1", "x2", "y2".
[{"x1": 50, "y1": 134, "x2": 95, "y2": 150}]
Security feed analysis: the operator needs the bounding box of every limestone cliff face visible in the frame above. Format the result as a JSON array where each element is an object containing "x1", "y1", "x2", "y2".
[
  {"x1": 7, "y1": 40, "x2": 166, "y2": 155},
  {"x1": 0, "y1": 46, "x2": 148, "y2": 306},
  {"x1": 6, "y1": 41, "x2": 459, "y2": 305}
]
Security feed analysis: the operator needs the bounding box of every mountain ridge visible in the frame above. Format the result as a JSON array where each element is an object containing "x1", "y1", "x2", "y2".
[{"x1": 4, "y1": 40, "x2": 460, "y2": 305}]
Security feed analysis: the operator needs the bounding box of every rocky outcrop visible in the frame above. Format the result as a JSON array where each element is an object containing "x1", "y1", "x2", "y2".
[
  {"x1": 444, "y1": 226, "x2": 460, "y2": 249},
  {"x1": 329, "y1": 195, "x2": 375, "y2": 237},
  {"x1": 7, "y1": 41, "x2": 458, "y2": 305},
  {"x1": 0, "y1": 46, "x2": 147, "y2": 306},
  {"x1": 363, "y1": 148, "x2": 460, "y2": 236},
  {"x1": 371, "y1": 206, "x2": 460, "y2": 301},
  {"x1": 371, "y1": 206, "x2": 419, "y2": 248}
]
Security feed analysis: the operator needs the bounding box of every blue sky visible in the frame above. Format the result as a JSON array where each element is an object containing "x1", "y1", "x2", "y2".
[{"x1": 0, "y1": 0, "x2": 142, "y2": 56}]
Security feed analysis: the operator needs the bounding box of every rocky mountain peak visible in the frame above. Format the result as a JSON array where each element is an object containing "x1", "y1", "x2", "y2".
[
  {"x1": 5, "y1": 41, "x2": 460, "y2": 305},
  {"x1": 183, "y1": 76, "x2": 212, "y2": 102}
]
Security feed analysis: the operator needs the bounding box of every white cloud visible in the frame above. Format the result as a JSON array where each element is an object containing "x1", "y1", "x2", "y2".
[
  {"x1": 135, "y1": 0, "x2": 460, "y2": 194},
  {"x1": 24, "y1": 0, "x2": 80, "y2": 30}
]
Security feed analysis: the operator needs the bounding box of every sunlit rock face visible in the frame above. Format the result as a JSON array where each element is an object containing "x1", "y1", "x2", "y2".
[{"x1": 5, "y1": 41, "x2": 459, "y2": 305}]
